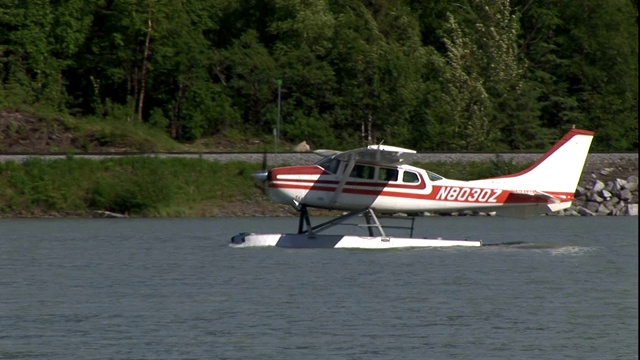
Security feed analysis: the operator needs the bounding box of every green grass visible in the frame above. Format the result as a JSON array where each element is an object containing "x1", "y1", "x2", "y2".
[
  {"x1": 0, "y1": 157, "x2": 266, "y2": 217},
  {"x1": 412, "y1": 155, "x2": 531, "y2": 181}
]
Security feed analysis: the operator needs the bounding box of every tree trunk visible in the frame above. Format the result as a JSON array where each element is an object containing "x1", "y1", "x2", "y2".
[
  {"x1": 171, "y1": 82, "x2": 187, "y2": 139},
  {"x1": 367, "y1": 113, "x2": 373, "y2": 145},
  {"x1": 138, "y1": 10, "x2": 153, "y2": 123}
]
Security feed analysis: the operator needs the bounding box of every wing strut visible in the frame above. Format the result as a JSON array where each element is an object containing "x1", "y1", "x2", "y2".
[
  {"x1": 327, "y1": 154, "x2": 356, "y2": 207},
  {"x1": 296, "y1": 206, "x2": 393, "y2": 238}
]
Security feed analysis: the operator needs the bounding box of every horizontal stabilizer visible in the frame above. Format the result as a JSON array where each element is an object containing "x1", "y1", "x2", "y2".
[
  {"x1": 509, "y1": 190, "x2": 562, "y2": 204},
  {"x1": 493, "y1": 203, "x2": 555, "y2": 218},
  {"x1": 532, "y1": 191, "x2": 561, "y2": 204}
]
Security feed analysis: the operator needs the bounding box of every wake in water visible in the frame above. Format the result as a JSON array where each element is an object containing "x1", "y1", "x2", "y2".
[
  {"x1": 548, "y1": 245, "x2": 600, "y2": 255},
  {"x1": 483, "y1": 241, "x2": 599, "y2": 255}
]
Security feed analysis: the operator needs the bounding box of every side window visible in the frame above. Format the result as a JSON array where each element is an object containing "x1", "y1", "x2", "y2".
[
  {"x1": 402, "y1": 171, "x2": 420, "y2": 183},
  {"x1": 378, "y1": 168, "x2": 398, "y2": 182},
  {"x1": 350, "y1": 164, "x2": 375, "y2": 179}
]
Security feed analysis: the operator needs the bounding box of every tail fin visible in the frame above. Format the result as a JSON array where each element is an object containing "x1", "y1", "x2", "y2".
[{"x1": 485, "y1": 129, "x2": 594, "y2": 193}]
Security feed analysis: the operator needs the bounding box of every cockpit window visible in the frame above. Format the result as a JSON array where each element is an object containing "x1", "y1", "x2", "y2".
[
  {"x1": 350, "y1": 164, "x2": 375, "y2": 179},
  {"x1": 378, "y1": 168, "x2": 398, "y2": 182},
  {"x1": 402, "y1": 171, "x2": 420, "y2": 183}
]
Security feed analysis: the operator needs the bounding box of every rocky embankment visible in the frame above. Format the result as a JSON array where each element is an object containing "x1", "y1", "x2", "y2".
[
  {"x1": 550, "y1": 155, "x2": 638, "y2": 216},
  {"x1": 569, "y1": 171, "x2": 638, "y2": 216}
]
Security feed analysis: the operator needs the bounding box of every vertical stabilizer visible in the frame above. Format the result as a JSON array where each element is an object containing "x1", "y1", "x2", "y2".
[{"x1": 484, "y1": 129, "x2": 594, "y2": 193}]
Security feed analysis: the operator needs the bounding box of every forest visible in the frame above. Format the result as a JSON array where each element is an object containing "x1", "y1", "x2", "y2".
[{"x1": 0, "y1": 0, "x2": 637, "y2": 151}]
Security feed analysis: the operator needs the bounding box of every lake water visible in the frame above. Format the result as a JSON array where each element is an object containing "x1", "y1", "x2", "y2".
[{"x1": 0, "y1": 216, "x2": 637, "y2": 359}]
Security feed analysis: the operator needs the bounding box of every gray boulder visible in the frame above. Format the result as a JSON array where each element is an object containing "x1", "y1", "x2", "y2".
[
  {"x1": 624, "y1": 176, "x2": 638, "y2": 192},
  {"x1": 620, "y1": 188, "x2": 633, "y2": 201},
  {"x1": 563, "y1": 208, "x2": 581, "y2": 216},
  {"x1": 613, "y1": 178, "x2": 627, "y2": 192},
  {"x1": 584, "y1": 201, "x2": 601, "y2": 213},
  {"x1": 596, "y1": 204, "x2": 611, "y2": 215},
  {"x1": 589, "y1": 193, "x2": 604, "y2": 202},
  {"x1": 592, "y1": 179, "x2": 606, "y2": 192},
  {"x1": 577, "y1": 206, "x2": 597, "y2": 216}
]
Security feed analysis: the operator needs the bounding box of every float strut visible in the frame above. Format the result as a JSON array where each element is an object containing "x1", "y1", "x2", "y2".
[{"x1": 297, "y1": 205, "x2": 313, "y2": 234}]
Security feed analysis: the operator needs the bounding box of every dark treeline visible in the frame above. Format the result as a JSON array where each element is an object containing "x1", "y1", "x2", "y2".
[{"x1": 0, "y1": 0, "x2": 637, "y2": 151}]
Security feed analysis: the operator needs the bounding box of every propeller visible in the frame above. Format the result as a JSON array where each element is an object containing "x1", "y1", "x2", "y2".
[{"x1": 252, "y1": 149, "x2": 269, "y2": 194}]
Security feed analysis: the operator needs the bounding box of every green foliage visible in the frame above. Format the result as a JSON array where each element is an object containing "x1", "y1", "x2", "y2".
[
  {"x1": 0, "y1": 0, "x2": 637, "y2": 151},
  {"x1": 0, "y1": 157, "x2": 96, "y2": 213},
  {"x1": 86, "y1": 157, "x2": 173, "y2": 215},
  {"x1": 514, "y1": 0, "x2": 638, "y2": 150},
  {"x1": 0, "y1": 157, "x2": 263, "y2": 216},
  {"x1": 0, "y1": 0, "x2": 64, "y2": 106},
  {"x1": 414, "y1": 156, "x2": 530, "y2": 181},
  {"x1": 437, "y1": 1, "x2": 548, "y2": 151},
  {"x1": 281, "y1": 111, "x2": 339, "y2": 148},
  {"x1": 148, "y1": 108, "x2": 170, "y2": 131},
  {"x1": 488, "y1": 154, "x2": 527, "y2": 178}
]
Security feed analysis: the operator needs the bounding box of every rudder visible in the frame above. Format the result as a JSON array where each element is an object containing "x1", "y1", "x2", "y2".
[{"x1": 487, "y1": 129, "x2": 595, "y2": 193}]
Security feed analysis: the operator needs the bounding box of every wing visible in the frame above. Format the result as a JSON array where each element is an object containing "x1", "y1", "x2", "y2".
[
  {"x1": 313, "y1": 149, "x2": 341, "y2": 157},
  {"x1": 314, "y1": 144, "x2": 416, "y2": 166}
]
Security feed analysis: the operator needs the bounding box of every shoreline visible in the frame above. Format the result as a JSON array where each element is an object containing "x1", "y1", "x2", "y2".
[{"x1": 0, "y1": 154, "x2": 636, "y2": 218}]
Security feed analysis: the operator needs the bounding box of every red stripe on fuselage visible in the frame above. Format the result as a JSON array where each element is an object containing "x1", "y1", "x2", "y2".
[
  {"x1": 271, "y1": 166, "x2": 326, "y2": 176},
  {"x1": 270, "y1": 182, "x2": 573, "y2": 204}
]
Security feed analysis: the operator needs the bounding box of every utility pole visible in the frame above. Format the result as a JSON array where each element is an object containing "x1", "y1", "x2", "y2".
[{"x1": 276, "y1": 79, "x2": 282, "y2": 153}]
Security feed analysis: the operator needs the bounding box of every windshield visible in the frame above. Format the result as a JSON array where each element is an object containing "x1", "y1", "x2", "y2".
[
  {"x1": 426, "y1": 170, "x2": 444, "y2": 181},
  {"x1": 316, "y1": 157, "x2": 341, "y2": 174}
]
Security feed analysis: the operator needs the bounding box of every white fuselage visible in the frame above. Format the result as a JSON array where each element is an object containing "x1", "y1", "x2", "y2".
[{"x1": 267, "y1": 163, "x2": 572, "y2": 215}]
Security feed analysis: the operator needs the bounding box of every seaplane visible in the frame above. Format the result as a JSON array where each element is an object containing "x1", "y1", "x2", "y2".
[{"x1": 230, "y1": 128, "x2": 594, "y2": 249}]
